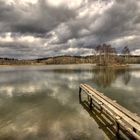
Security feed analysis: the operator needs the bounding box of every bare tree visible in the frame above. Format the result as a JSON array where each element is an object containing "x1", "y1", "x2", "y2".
[
  {"x1": 95, "y1": 45, "x2": 102, "y2": 65},
  {"x1": 95, "y1": 43, "x2": 117, "y2": 66},
  {"x1": 122, "y1": 46, "x2": 130, "y2": 64}
]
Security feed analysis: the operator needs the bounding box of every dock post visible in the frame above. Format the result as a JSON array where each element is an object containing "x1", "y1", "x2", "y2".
[
  {"x1": 116, "y1": 122, "x2": 120, "y2": 138},
  {"x1": 89, "y1": 97, "x2": 93, "y2": 110},
  {"x1": 79, "y1": 87, "x2": 82, "y2": 103},
  {"x1": 100, "y1": 105, "x2": 103, "y2": 113},
  {"x1": 133, "y1": 127, "x2": 137, "y2": 133},
  {"x1": 130, "y1": 128, "x2": 137, "y2": 140}
]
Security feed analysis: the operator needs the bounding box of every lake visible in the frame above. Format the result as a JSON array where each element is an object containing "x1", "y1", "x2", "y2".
[{"x1": 0, "y1": 64, "x2": 140, "y2": 140}]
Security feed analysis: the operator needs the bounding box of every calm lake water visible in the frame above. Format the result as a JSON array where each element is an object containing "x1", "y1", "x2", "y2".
[{"x1": 0, "y1": 64, "x2": 140, "y2": 140}]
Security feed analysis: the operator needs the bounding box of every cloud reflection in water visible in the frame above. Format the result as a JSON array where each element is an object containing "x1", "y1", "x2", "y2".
[
  {"x1": 0, "y1": 65, "x2": 140, "y2": 140},
  {"x1": 0, "y1": 66, "x2": 107, "y2": 140}
]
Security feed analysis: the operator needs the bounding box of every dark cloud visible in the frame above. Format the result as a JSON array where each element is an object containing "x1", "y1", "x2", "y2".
[
  {"x1": 94, "y1": 0, "x2": 140, "y2": 41},
  {"x1": 0, "y1": 0, "x2": 76, "y2": 34},
  {"x1": 0, "y1": 0, "x2": 140, "y2": 59}
]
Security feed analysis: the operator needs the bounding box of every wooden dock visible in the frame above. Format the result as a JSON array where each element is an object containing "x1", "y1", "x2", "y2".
[{"x1": 79, "y1": 84, "x2": 140, "y2": 140}]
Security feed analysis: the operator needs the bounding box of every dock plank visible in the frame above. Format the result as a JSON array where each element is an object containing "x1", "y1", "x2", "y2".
[{"x1": 84, "y1": 84, "x2": 140, "y2": 124}]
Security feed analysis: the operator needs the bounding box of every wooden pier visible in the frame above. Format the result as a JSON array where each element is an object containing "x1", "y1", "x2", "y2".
[{"x1": 79, "y1": 84, "x2": 140, "y2": 140}]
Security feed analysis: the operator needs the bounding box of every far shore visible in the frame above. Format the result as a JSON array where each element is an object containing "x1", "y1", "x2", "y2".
[
  {"x1": 0, "y1": 63, "x2": 138, "y2": 66},
  {"x1": 0, "y1": 55, "x2": 140, "y2": 66}
]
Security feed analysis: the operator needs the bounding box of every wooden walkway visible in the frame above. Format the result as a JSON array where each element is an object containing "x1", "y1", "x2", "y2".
[{"x1": 79, "y1": 84, "x2": 140, "y2": 140}]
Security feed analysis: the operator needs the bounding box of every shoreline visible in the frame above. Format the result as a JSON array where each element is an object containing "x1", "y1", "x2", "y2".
[
  {"x1": 0, "y1": 63, "x2": 140, "y2": 69},
  {"x1": 0, "y1": 63, "x2": 138, "y2": 66}
]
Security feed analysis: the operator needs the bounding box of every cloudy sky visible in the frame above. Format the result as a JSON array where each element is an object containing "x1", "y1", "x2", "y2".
[{"x1": 0, "y1": 0, "x2": 140, "y2": 59}]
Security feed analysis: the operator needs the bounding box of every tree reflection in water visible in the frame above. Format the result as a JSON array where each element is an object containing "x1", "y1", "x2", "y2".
[
  {"x1": 93, "y1": 67, "x2": 131, "y2": 88},
  {"x1": 122, "y1": 70, "x2": 131, "y2": 85}
]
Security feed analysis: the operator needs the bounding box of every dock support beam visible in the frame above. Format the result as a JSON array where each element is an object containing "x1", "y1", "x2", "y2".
[
  {"x1": 89, "y1": 97, "x2": 92, "y2": 110},
  {"x1": 116, "y1": 122, "x2": 120, "y2": 138},
  {"x1": 133, "y1": 128, "x2": 137, "y2": 133},
  {"x1": 79, "y1": 87, "x2": 82, "y2": 103},
  {"x1": 130, "y1": 128, "x2": 137, "y2": 140}
]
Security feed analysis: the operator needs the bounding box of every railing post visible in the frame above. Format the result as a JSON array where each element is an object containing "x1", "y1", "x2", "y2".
[
  {"x1": 79, "y1": 87, "x2": 82, "y2": 103},
  {"x1": 116, "y1": 122, "x2": 120, "y2": 138},
  {"x1": 99, "y1": 103, "x2": 103, "y2": 113},
  {"x1": 89, "y1": 97, "x2": 92, "y2": 110},
  {"x1": 133, "y1": 127, "x2": 137, "y2": 133},
  {"x1": 130, "y1": 128, "x2": 137, "y2": 140}
]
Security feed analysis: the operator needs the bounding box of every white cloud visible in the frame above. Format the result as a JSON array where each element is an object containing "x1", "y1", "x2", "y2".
[
  {"x1": 17, "y1": 35, "x2": 41, "y2": 43},
  {"x1": 131, "y1": 49, "x2": 140, "y2": 56},
  {"x1": 47, "y1": 0, "x2": 83, "y2": 9},
  {"x1": 0, "y1": 33, "x2": 44, "y2": 45},
  {"x1": 108, "y1": 35, "x2": 139, "y2": 46},
  {"x1": 5, "y1": 0, "x2": 38, "y2": 5},
  {"x1": 0, "y1": 32, "x2": 14, "y2": 42}
]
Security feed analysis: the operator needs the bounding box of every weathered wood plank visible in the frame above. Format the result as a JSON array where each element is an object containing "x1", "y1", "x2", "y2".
[{"x1": 83, "y1": 84, "x2": 140, "y2": 124}]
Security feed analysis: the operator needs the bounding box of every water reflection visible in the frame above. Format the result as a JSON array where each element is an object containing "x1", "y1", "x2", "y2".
[
  {"x1": 93, "y1": 68, "x2": 131, "y2": 88},
  {"x1": 0, "y1": 65, "x2": 139, "y2": 140},
  {"x1": 0, "y1": 66, "x2": 108, "y2": 140}
]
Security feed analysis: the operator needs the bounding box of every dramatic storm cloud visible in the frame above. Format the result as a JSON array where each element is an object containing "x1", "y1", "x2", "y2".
[{"x1": 0, "y1": 0, "x2": 140, "y2": 59}]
